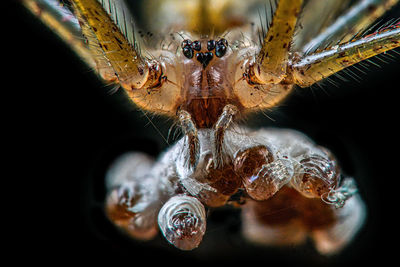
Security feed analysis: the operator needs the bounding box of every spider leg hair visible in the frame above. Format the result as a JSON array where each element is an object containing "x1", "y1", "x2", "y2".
[
  {"x1": 290, "y1": 23, "x2": 400, "y2": 87},
  {"x1": 247, "y1": 0, "x2": 303, "y2": 85},
  {"x1": 71, "y1": 0, "x2": 162, "y2": 90},
  {"x1": 22, "y1": 0, "x2": 97, "y2": 70},
  {"x1": 302, "y1": 0, "x2": 399, "y2": 54}
]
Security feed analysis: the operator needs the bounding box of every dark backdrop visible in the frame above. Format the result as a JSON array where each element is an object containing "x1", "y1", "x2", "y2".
[{"x1": 7, "y1": 1, "x2": 400, "y2": 265}]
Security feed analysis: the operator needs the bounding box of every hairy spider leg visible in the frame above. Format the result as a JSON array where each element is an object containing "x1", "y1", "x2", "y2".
[
  {"x1": 71, "y1": 0, "x2": 159, "y2": 89},
  {"x1": 302, "y1": 0, "x2": 399, "y2": 53},
  {"x1": 290, "y1": 23, "x2": 400, "y2": 87},
  {"x1": 293, "y1": 0, "x2": 351, "y2": 50},
  {"x1": 22, "y1": 0, "x2": 97, "y2": 71},
  {"x1": 247, "y1": 0, "x2": 303, "y2": 85}
]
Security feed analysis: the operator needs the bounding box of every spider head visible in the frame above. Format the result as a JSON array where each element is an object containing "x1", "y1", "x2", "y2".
[
  {"x1": 175, "y1": 36, "x2": 294, "y2": 128},
  {"x1": 176, "y1": 37, "x2": 242, "y2": 128},
  {"x1": 128, "y1": 34, "x2": 294, "y2": 130}
]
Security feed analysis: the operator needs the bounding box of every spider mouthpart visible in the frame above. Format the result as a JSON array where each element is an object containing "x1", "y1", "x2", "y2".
[
  {"x1": 215, "y1": 39, "x2": 228, "y2": 57},
  {"x1": 196, "y1": 52, "x2": 213, "y2": 68}
]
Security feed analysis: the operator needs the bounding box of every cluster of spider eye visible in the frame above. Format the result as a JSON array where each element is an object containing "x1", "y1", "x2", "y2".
[{"x1": 181, "y1": 38, "x2": 228, "y2": 68}]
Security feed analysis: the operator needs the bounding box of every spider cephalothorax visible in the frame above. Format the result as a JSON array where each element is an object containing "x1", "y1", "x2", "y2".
[{"x1": 24, "y1": 0, "x2": 399, "y2": 254}]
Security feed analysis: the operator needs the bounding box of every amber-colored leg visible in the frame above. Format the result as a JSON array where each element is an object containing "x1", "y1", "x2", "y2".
[
  {"x1": 71, "y1": 0, "x2": 162, "y2": 89},
  {"x1": 247, "y1": 0, "x2": 303, "y2": 85}
]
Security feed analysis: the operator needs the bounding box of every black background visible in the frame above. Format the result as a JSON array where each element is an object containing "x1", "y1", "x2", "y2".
[{"x1": 6, "y1": 1, "x2": 400, "y2": 265}]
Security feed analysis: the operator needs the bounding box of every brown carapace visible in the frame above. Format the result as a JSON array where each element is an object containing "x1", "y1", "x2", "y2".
[{"x1": 24, "y1": 0, "x2": 398, "y2": 254}]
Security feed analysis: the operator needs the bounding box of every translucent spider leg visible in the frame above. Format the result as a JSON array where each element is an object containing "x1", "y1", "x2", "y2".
[
  {"x1": 290, "y1": 23, "x2": 400, "y2": 87},
  {"x1": 22, "y1": 0, "x2": 96, "y2": 70},
  {"x1": 302, "y1": 0, "x2": 399, "y2": 53},
  {"x1": 246, "y1": 0, "x2": 303, "y2": 85},
  {"x1": 293, "y1": 0, "x2": 351, "y2": 50}
]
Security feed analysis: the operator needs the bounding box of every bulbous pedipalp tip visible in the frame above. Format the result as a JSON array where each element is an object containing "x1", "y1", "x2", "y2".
[{"x1": 158, "y1": 195, "x2": 206, "y2": 250}]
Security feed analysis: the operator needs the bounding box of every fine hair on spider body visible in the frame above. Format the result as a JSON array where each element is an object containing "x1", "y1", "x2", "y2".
[{"x1": 22, "y1": 0, "x2": 400, "y2": 256}]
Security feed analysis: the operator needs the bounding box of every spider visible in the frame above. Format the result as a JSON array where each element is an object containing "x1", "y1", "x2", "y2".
[{"x1": 22, "y1": 0, "x2": 400, "y2": 256}]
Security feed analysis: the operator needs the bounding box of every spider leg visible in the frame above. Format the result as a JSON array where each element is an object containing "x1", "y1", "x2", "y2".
[
  {"x1": 71, "y1": 0, "x2": 162, "y2": 90},
  {"x1": 293, "y1": 0, "x2": 351, "y2": 50},
  {"x1": 290, "y1": 23, "x2": 400, "y2": 87},
  {"x1": 28, "y1": 0, "x2": 182, "y2": 116},
  {"x1": 234, "y1": 0, "x2": 304, "y2": 111},
  {"x1": 22, "y1": 0, "x2": 100, "y2": 74},
  {"x1": 246, "y1": 0, "x2": 303, "y2": 85},
  {"x1": 302, "y1": 0, "x2": 399, "y2": 53}
]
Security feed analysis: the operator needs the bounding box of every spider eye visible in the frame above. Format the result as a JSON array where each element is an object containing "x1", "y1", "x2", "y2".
[
  {"x1": 196, "y1": 52, "x2": 213, "y2": 68},
  {"x1": 181, "y1": 39, "x2": 192, "y2": 49},
  {"x1": 181, "y1": 39, "x2": 194, "y2": 59},
  {"x1": 191, "y1": 40, "x2": 201, "y2": 51},
  {"x1": 219, "y1": 38, "x2": 228, "y2": 47},
  {"x1": 207, "y1": 40, "x2": 216, "y2": 51},
  {"x1": 183, "y1": 46, "x2": 194, "y2": 59},
  {"x1": 215, "y1": 39, "x2": 228, "y2": 57},
  {"x1": 204, "y1": 52, "x2": 213, "y2": 62}
]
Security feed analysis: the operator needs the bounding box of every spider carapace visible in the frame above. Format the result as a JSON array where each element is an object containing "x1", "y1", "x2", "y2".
[{"x1": 24, "y1": 0, "x2": 400, "y2": 254}]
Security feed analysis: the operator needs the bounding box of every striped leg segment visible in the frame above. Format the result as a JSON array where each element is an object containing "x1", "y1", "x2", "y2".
[
  {"x1": 22, "y1": 0, "x2": 96, "y2": 70},
  {"x1": 71, "y1": 0, "x2": 162, "y2": 90},
  {"x1": 302, "y1": 0, "x2": 399, "y2": 53},
  {"x1": 290, "y1": 23, "x2": 400, "y2": 87},
  {"x1": 293, "y1": 0, "x2": 351, "y2": 50},
  {"x1": 246, "y1": 0, "x2": 303, "y2": 85}
]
